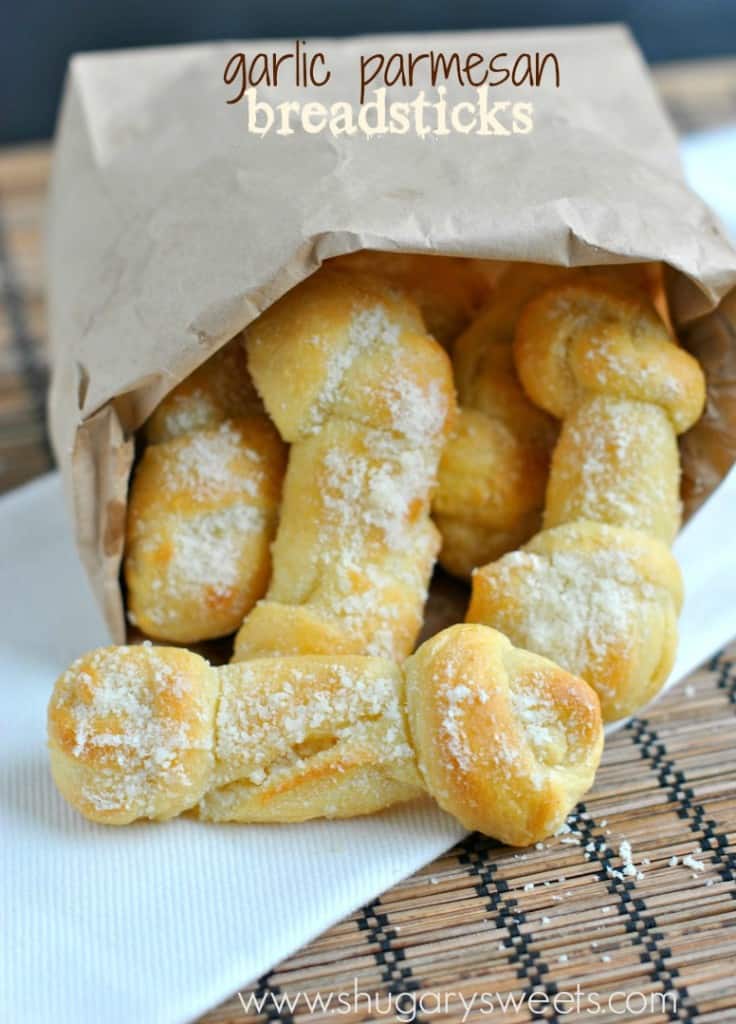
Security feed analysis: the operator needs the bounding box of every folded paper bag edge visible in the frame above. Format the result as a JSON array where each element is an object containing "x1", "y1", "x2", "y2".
[{"x1": 45, "y1": 30, "x2": 736, "y2": 643}]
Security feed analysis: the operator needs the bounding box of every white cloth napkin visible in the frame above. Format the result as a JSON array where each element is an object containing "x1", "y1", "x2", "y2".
[{"x1": 3, "y1": 127, "x2": 736, "y2": 1024}]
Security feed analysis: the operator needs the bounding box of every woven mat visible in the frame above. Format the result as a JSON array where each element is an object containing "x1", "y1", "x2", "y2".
[
  {"x1": 2, "y1": 63, "x2": 736, "y2": 1023},
  {"x1": 0, "y1": 146, "x2": 53, "y2": 492},
  {"x1": 225, "y1": 653, "x2": 736, "y2": 1023}
]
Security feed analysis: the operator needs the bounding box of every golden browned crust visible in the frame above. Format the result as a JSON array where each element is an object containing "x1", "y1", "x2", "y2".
[
  {"x1": 468, "y1": 523, "x2": 683, "y2": 723},
  {"x1": 326, "y1": 250, "x2": 491, "y2": 346},
  {"x1": 433, "y1": 264, "x2": 562, "y2": 581},
  {"x1": 144, "y1": 337, "x2": 263, "y2": 444},
  {"x1": 200, "y1": 656, "x2": 423, "y2": 822},
  {"x1": 47, "y1": 645, "x2": 424, "y2": 826},
  {"x1": 48, "y1": 646, "x2": 218, "y2": 824},
  {"x1": 433, "y1": 262, "x2": 674, "y2": 580},
  {"x1": 79, "y1": 259, "x2": 690, "y2": 841},
  {"x1": 468, "y1": 276, "x2": 702, "y2": 722},
  {"x1": 544, "y1": 395, "x2": 682, "y2": 543},
  {"x1": 48, "y1": 627, "x2": 602, "y2": 841},
  {"x1": 234, "y1": 267, "x2": 456, "y2": 661},
  {"x1": 404, "y1": 624, "x2": 603, "y2": 846},
  {"x1": 244, "y1": 268, "x2": 428, "y2": 441},
  {"x1": 125, "y1": 334, "x2": 287, "y2": 644},
  {"x1": 514, "y1": 282, "x2": 705, "y2": 432},
  {"x1": 125, "y1": 415, "x2": 286, "y2": 643},
  {"x1": 433, "y1": 407, "x2": 548, "y2": 577}
]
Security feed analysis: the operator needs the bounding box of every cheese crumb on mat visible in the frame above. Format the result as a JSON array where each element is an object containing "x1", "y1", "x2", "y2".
[{"x1": 618, "y1": 839, "x2": 645, "y2": 881}]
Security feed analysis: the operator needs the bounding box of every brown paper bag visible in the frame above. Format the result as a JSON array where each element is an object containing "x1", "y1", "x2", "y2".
[{"x1": 46, "y1": 25, "x2": 736, "y2": 642}]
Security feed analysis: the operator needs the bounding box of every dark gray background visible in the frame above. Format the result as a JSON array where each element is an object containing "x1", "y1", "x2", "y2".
[{"x1": 3, "y1": 0, "x2": 735, "y2": 144}]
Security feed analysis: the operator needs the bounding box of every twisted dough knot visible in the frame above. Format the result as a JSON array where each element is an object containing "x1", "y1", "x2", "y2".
[
  {"x1": 246, "y1": 267, "x2": 452, "y2": 443},
  {"x1": 124, "y1": 340, "x2": 287, "y2": 643},
  {"x1": 47, "y1": 625, "x2": 603, "y2": 846},
  {"x1": 432, "y1": 262, "x2": 668, "y2": 580},
  {"x1": 514, "y1": 283, "x2": 705, "y2": 434},
  {"x1": 468, "y1": 522, "x2": 683, "y2": 723},
  {"x1": 406, "y1": 625, "x2": 602, "y2": 845},
  {"x1": 143, "y1": 337, "x2": 263, "y2": 444},
  {"x1": 235, "y1": 267, "x2": 455, "y2": 661},
  {"x1": 470, "y1": 277, "x2": 702, "y2": 722},
  {"x1": 433, "y1": 264, "x2": 563, "y2": 579},
  {"x1": 48, "y1": 646, "x2": 219, "y2": 824},
  {"x1": 327, "y1": 250, "x2": 491, "y2": 346},
  {"x1": 433, "y1": 407, "x2": 550, "y2": 577}
]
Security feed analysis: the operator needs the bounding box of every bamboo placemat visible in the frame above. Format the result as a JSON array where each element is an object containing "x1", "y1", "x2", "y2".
[
  {"x1": 0, "y1": 145, "x2": 53, "y2": 493},
  {"x1": 1, "y1": 61, "x2": 735, "y2": 1024},
  {"x1": 222, "y1": 652, "x2": 736, "y2": 1023}
]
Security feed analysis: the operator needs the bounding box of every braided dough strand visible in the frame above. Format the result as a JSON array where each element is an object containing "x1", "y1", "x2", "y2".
[
  {"x1": 48, "y1": 625, "x2": 603, "y2": 845},
  {"x1": 234, "y1": 267, "x2": 456, "y2": 660},
  {"x1": 469, "y1": 281, "x2": 704, "y2": 721},
  {"x1": 434, "y1": 262, "x2": 666, "y2": 579},
  {"x1": 124, "y1": 339, "x2": 287, "y2": 643},
  {"x1": 143, "y1": 337, "x2": 263, "y2": 444},
  {"x1": 327, "y1": 250, "x2": 491, "y2": 346}
]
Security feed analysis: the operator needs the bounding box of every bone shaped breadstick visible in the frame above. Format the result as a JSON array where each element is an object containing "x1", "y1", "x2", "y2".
[
  {"x1": 434, "y1": 262, "x2": 669, "y2": 579},
  {"x1": 327, "y1": 250, "x2": 491, "y2": 347},
  {"x1": 468, "y1": 281, "x2": 705, "y2": 721},
  {"x1": 233, "y1": 267, "x2": 455, "y2": 661},
  {"x1": 125, "y1": 339, "x2": 287, "y2": 643},
  {"x1": 47, "y1": 624, "x2": 603, "y2": 846}
]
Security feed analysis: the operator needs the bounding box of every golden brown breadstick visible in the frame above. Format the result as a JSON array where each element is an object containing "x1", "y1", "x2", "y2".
[
  {"x1": 432, "y1": 406, "x2": 550, "y2": 578},
  {"x1": 434, "y1": 262, "x2": 668, "y2": 579},
  {"x1": 544, "y1": 395, "x2": 681, "y2": 543},
  {"x1": 143, "y1": 336, "x2": 263, "y2": 444},
  {"x1": 405, "y1": 624, "x2": 603, "y2": 844},
  {"x1": 327, "y1": 250, "x2": 491, "y2": 346},
  {"x1": 233, "y1": 267, "x2": 455, "y2": 661},
  {"x1": 469, "y1": 281, "x2": 705, "y2": 721},
  {"x1": 47, "y1": 625, "x2": 603, "y2": 845},
  {"x1": 124, "y1": 339, "x2": 287, "y2": 643}
]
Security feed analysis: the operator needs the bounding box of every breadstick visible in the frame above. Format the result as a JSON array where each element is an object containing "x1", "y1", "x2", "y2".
[
  {"x1": 233, "y1": 267, "x2": 455, "y2": 661},
  {"x1": 468, "y1": 281, "x2": 705, "y2": 721},
  {"x1": 47, "y1": 624, "x2": 603, "y2": 846},
  {"x1": 143, "y1": 336, "x2": 263, "y2": 443},
  {"x1": 125, "y1": 339, "x2": 287, "y2": 643},
  {"x1": 327, "y1": 250, "x2": 490, "y2": 346},
  {"x1": 434, "y1": 262, "x2": 667, "y2": 579}
]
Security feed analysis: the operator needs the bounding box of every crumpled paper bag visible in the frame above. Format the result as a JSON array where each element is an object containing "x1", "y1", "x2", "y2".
[{"x1": 47, "y1": 25, "x2": 736, "y2": 641}]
